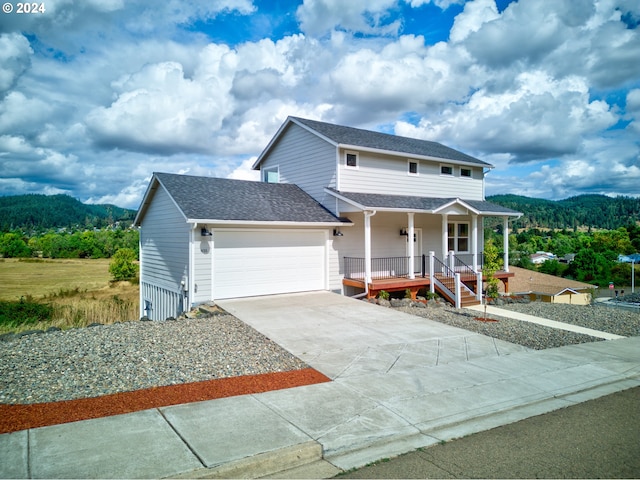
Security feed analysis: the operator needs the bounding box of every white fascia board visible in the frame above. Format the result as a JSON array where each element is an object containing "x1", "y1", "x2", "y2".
[
  {"x1": 292, "y1": 118, "x2": 340, "y2": 147},
  {"x1": 338, "y1": 144, "x2": 493, "y2": 169},
  {"x1": 187, "y1": 219, "x2": 352, "y2": 227},
  {"x1": 252, "y1": 117, "x2": 340, "y2": 170},
  {"x1": 252, "y1": 118, "x2": 294, "y2": 170},
  {"x1": 134, "y1": 174, "x2": 189, "y2": 226}
]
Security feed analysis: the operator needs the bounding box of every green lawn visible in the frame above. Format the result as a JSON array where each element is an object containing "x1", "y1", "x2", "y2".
[{"x1": 0, "y1": 258, "x2": 112, "y2": 301}]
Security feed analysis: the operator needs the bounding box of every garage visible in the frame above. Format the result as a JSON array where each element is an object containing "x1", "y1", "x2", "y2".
[{"x1": 213, "y1": 229, "x2": 327, "y2": 299}]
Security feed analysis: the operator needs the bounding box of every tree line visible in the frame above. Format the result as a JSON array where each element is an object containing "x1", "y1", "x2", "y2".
[
  {"x1": 488, "y1": 194, "x2": 640, "y2": 231},
  {"x1": 487, "y1": 224, "x2": 640, "y2": 288},
  {"x1": 0, "y1": 228, "x2": 139, "y2": 259},
  {"x1": 0, "y1": 194, "x2": 136, "y2": 232}
]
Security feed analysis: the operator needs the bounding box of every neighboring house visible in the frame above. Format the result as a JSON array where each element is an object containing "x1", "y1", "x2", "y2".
[
  {"x1": 506, "y1": 266, "x2": 596, "y2": 305},
  {"x1": 135, "y1": 116, "x2": 521, "y2": 320},
  {"x1": 618, "y1": 253, "x2": 640, "y2": 263},
  {"x1": 530, "y1": 251, "x2": 556, "y2": 264}
]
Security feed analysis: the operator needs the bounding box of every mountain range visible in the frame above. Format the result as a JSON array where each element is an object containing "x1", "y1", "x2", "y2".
[{"x1": 0, "y1": 193, "x2": 638, "y2": 232}]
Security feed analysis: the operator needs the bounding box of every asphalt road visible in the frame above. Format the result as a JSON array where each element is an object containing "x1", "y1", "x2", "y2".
[{"x1": 337, "y1": 386, "x2": 640, "y2": 479}]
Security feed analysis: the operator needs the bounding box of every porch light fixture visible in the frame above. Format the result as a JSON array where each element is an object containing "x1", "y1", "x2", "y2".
[
  {"x1": 201, "y1": 227, "x2": 212, "y2": 236},
  {"x1": 400, "y1": 228, "x2": 408, "y2": 236},
  {"x1": 333, "y1": 228, "x2": 344, "y2": 237}
]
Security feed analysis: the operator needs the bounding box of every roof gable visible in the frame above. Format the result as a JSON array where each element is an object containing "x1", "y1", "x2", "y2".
[
  {"x1": 136, "y1": 173, "x2": 348, "y2": 225},
  {"x1": 254, "y1": 116, "x2": 491, "y2": 169}
]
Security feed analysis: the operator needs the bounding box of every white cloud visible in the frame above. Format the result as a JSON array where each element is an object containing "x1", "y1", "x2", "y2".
[
  {"x1": 296, "y1": 0, "x2": 400, "y2": 37},
  {"x1": 227, "y1": 157, "x2": 260, "y2": 181},
  {"x1": 0, "y1": 34, "x2": 32, "y2": 93},
  {"x1": 396, "y1": 71, "x2": 617, "y2": 160},
  {"x1": 1, "y1": 0, "x2": 639, "y2": 208}
]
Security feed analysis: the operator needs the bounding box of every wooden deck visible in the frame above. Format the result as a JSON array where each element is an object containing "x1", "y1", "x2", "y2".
[{"x1": 343, "y1": 270, "x2": 514, "y2": 305}]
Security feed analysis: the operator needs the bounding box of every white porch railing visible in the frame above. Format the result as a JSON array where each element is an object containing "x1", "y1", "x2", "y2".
[{"x1": 344, "y1": 251, "x2": 482, "y2": 307}]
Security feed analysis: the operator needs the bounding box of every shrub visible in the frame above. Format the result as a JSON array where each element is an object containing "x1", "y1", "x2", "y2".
[
  {"x1": 377, "y1": 290, "x2": 390, "y2": 300},
  {"x1": 0, "y1": 296, "x2": 53, "y2": 328},
  {"x1": 109, "y1": 248, "x2": 139, "y2": 281}
]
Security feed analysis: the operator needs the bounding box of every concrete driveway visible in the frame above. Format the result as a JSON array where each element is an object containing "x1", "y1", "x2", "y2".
[{"x1": 218, "y1": 291, "x2": 529, "y2": 380}]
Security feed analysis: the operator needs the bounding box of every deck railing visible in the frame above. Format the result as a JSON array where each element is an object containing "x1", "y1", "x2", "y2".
[{"x1": 344, "y1": 256, "x2": 425, "y2": 280}]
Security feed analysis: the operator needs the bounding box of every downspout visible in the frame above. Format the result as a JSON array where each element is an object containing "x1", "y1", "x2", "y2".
[
  {"x1": 188, "y1": 223, "x2": 198, "y2": 313},
  {"x1": 138, "y1": 225, "x2": 144, "y2": 319}
]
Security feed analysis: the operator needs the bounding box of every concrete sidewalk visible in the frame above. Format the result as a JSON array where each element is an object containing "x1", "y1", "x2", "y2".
[{"x1": 1, "y1": 292, "x2": 639, "y2": 479}]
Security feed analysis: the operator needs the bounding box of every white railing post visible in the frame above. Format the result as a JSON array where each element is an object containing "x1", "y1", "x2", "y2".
[
  {"x1": 429, "y1": 251, "x2": 435, "y2": 294},
  {"x1": 448, "y1": 250, "x2": 455, "y2": 272},
  {"x1": 455, "y1": 273, "x2": 461, "y2": 309},
  {"x1": 476, "y1": 271, "x2": 483, "y2": 301}
]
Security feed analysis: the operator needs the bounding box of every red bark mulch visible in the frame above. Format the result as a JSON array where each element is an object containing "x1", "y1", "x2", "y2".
[{"x1": 0, "y1": 368, "x2": 330, "y2": 434}]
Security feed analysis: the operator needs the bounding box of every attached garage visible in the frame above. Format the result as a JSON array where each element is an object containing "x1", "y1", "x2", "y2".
[
  {"x1": 135, "y1": 173, "x2": 350, "y2": 319},
  {"x1": 213, "y1": 229, "x2": 328, "y2": 299}
]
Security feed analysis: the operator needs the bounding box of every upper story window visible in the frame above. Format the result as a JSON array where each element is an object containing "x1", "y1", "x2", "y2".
[
  {"x1": 345, "y1": 151, "x2": 358, "y2": 168},
  {"x1": 440, "y1": 164, "x2": 453, "y2": 176},
  {"x1": 408, "y1": 160, "x2": 418, "y2": 175},
  {"x1": 262, "y1": 166, "x2": 279, "y2": 183},
  {"x1": 460, "y1": 168, "x2": 472, "y2": 178}
]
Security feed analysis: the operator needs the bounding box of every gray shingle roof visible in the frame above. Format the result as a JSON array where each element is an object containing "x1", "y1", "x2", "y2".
[
  {"x1": 291, "y1": 117, "x2": 491, "y2": 166},
  {"x1": 154, "y1": 173, "x2": 347, "y2": 223},
  {"x1": 326, "y1": 189, "x2": 521, "y2": 216}
]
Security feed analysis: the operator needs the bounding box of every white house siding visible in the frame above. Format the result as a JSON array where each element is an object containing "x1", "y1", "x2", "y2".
[
  {"x1": 339, "y1": 149, "x2": 485, "y2": 201},
  {"x1": 260, "y1": 123, "x2": 338, "y2": 213},
  {"x1": 192, "y1": 233, "x2": 213, "y2": 305},
  {"x1": 139, "y1": 186, "x2": 191, "y2": 320}
]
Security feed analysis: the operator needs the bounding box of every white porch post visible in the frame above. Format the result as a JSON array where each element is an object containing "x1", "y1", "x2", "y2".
[
  {"x1": 429, "y1": 251, "x2": 435, "y2": 294},
  {"x1": 441, "y1": 214, "x2": 448, "y2": 260},
  {"x1": 472, "y1": 215, "x2": 478, "y2": 272},
  {"x1": 503, "y1": 216, "x2": 509, "y2": 273},
  {"x1": 407, "y1": 212, "x2": 415, "y2": 279},
  {"x1": 364, "y1": 210, "x2": 376, "y2": 284}
]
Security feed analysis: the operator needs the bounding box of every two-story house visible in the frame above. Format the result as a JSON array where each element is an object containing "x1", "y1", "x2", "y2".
[{"x1": 134, "y1": 116, "x2": 521, "y2": 320}]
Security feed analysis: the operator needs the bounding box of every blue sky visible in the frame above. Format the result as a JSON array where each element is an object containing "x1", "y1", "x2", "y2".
[{"x1": 0, "y1": 0, "x2": 639, "y2": 209}]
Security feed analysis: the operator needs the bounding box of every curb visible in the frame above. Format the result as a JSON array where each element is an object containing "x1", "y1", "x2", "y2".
[{"x1": 167, "y1": 441, "x2": 323, "y2": 479}]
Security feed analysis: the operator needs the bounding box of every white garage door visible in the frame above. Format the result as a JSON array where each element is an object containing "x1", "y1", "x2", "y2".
[{"x1": 213, "y1": 229, "x2": 327, "y2": 299}]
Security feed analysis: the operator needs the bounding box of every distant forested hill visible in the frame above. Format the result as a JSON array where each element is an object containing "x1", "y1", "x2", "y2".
[
  {"x1": 0, "y1": 194, "x2": 137, "y2": 231},
  {"x1": 488, "y1": 194, "x2": 640, "y2": 230}
]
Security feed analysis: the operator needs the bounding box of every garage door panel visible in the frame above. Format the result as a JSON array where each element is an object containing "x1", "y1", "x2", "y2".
[{"x1": 213, "y1": 230, "x2": 326, "y2": 299}]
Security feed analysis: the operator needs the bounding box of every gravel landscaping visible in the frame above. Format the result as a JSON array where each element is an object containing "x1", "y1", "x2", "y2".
[
  {"x1": 1, "y1": 299, "x2": 638, "y2": 405},
  {"x1": 0, "y1": 314, "x2": 307, "y2": 404},
  {"x1": 392, "y1": 299, "x2": 639, "y2": 350}
]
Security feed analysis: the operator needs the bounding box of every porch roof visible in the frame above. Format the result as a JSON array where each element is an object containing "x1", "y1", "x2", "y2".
[{"x1": 325, "y1": 188, "x2": 521, "y2": 216}]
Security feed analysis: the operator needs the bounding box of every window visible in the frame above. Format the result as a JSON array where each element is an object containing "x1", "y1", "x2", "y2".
[
  {"x1": 461, "y1": 168, "x2": 472, "y2": 178},
  {"x1": 447, "y1": 222, "x2": 470, "y2": 252},
  {"x1": 440, "y1": 164, "x2": 453, "y2": 175},
  {"x1": 263, "y1": 166, "x2": 279, "y2": 183},
  {"x1": 345, "y1": 152, "x2": 358, "y2": 168},
  {"x1": 408, "y1": 160, "x2": 418, "y2": 175}
]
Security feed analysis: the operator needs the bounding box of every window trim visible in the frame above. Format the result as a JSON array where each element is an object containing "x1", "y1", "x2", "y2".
[
  {"x1": 262, "y1": 165, "x2": 279, "y2": 183},
  {"x1": 345, "y1": 151, "x2": 359, "y2": 169},
  {"x1": 460, "y1": 167, "x2": 472, "y2": 178},
  {"x1": 440, "y1": 164, "x2": 454, "y2": 176},
  {"x1": 447, "y1": 221, "x2": 470, "y2": 253},
  {"x1": 407, "y1": 159, "x2": 419, "y2": 176}
]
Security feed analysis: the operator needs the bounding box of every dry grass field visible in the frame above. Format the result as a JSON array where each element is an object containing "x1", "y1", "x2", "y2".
[{"x1": 0, "y1": 258, "x2": 139, "y2": 333}]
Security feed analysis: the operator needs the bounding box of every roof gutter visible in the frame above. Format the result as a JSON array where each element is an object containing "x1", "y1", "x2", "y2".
[{"x1": 186, "y1": 219, "x2": 353, "y2": 227}]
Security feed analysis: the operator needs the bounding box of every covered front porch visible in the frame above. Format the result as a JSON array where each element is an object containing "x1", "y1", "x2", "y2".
[
  {"x1": 327, "y1": 189, "x2": 522, "y2": 308},
  {"x1": 342, "y1": 252, "x2": 515, "y2": 307}
]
